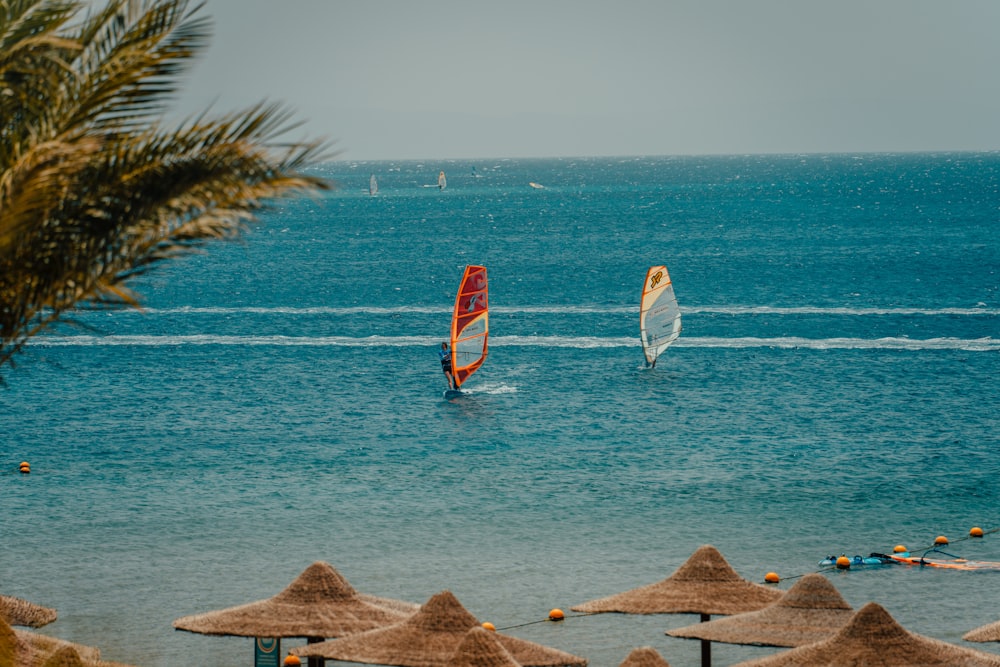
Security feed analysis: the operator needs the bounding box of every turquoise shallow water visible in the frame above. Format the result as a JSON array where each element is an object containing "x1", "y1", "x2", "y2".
[{"x1": 2, "y1": 154, "x2": 1000, "y2": 666}]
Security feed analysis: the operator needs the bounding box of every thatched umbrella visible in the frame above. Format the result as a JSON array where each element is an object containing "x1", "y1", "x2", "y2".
[
  {"x1": 291, "y1": 590, "x2": 587, "y2": 667},
  {"x1": 40, "y1": 647, "x2": 85, "y2": 667},
  {"x1": 0, "y1": 616, "x2": 135, "y2": 667},
  {"x1": 446, "y1": 626, "x2": 522, "y2": 667},
  {"x1": 572, "y1": 545, "x2": 781, "y2": 667},
  {"x1": 0, "y1": 595, "x2": 57, "y2": 628},
  {"x1": 666, "y1": 573, "x2": 852, "y2": 648},
  {"x1": 36, "y1": 646, "x2": 134, "y2": 667},
  {"x1": 731, "y1": 602, "x2": 1000, "y2": 666},
  {"x1": 0, "y1": 617, "x2": 12, "y2": 667},
  {"x1": 618, "y1": 646, "x2": 671, "y2": 667},
  {"x1": 173, "y1": 561, "x2": 417, "y2": 667},
  {"x1": 965, "y1": 618, "x2": 1000, "y2": 643}
]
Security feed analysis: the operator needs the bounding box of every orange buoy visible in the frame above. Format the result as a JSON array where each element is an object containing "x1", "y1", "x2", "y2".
[
  {"x1": 893, "y1": 544, "x2": 908, "y2": 553},
  {"x1": 835, "y1": 556, "x2": 851, "y2": 569},
  {"x1": 481, "y1": 621, "x2": 496, "y2": 631},
  {"x1": 548, "y1": 608, "x2": 565, "y2": 621},
  {"x1": 19, "y1": 462, "x2": 30, "y2": 474},
  {"x1": 934, "y1": 535, "x2": 949, "y2": 545},
  {"x1": 283, "y1": 655, "x2": 301, "y2": 667},
  {"x1": 764, "y1": 572, "x2": 780, "y2": 583},
  {"x1": 970, "y1": 527, "x2": 984, "y2": 538}
]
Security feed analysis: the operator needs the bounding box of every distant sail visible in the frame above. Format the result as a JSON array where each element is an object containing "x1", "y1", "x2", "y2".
[
  {"x1": 640, "y1": 265, "x2": 681, "y2": 367},
  {"x1": 450, "y1": 265, "x2": 488, "y2": 388},
  {"x1": 438, "y1": 170, "x2": 447, "y2": 190},
  {"x1": 369, "y1": 174, "x2": 378, "y2": 196}
]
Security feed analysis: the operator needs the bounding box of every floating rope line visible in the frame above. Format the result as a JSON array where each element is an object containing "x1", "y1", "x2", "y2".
[
  {"x1": 497, "y1": 611, "x2": 594, "y2": 632},
  {"x1": 488, "y1": 528, "x2": 999, "y2": 634}
]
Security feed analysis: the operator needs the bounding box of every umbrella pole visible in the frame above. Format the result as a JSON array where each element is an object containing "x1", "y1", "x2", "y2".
[
  {"x1": 700, "y1": 613, "x2": 711, "y2": 667},
  {"x1": 306, "y1": 637, "x2": 323, "y2": 667}
]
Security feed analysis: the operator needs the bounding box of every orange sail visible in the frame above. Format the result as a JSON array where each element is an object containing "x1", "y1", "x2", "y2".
[{"x1": 450, "y1": 265, "x2": 488, "y2": 389}]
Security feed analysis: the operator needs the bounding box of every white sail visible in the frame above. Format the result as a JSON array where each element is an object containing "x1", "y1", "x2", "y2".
[
  {"x1": 369, "y1": 174, "x2": 378, "y2": 196},
  {"x1": 640, "y1": 265, "x2": 681, "y2": 367},
  {"x1": 438, "y1": 170, "x2": 447, "y2": 190}
]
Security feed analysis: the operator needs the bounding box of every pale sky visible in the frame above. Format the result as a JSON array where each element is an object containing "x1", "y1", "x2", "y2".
[{"x1": 167, "y1": 0, "x2": 1000, "y2": 160}]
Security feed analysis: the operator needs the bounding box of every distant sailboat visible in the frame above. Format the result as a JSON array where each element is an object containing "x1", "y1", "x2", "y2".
[
  {"x1": 438, "y1": 170, "x2": 447, "y2": 190},
  {"x1": 639, "y1": 265, "x2": 682, "y2": 368},
  {"x1": 369, "y1": 174, "x2": 378, "y2": 196}
]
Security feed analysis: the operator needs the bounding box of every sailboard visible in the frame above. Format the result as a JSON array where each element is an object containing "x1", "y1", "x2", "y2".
[
  {"x1": 447, "y1": 265, "x2": 488, "y2": 394},
  {"x1": 369, "y1": 173, "x2": 378, "y2": 196},
  {"x1": 639, "y1": 265, "x2": 682, "y2": 368},
  {"x1": 818, "y1": 549, "x2": 1000, "y2": 571},
  {"x1": 886, "y1": 550, "x2": 1000, "y2": 571},
  {"x1": 438, "y1": 170, "x2": 447, "y2": 190}
]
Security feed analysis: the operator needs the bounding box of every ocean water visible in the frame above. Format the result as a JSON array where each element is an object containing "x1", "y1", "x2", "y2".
[{"x1": 2, "y1": 153, "x2": 999, "y2": 667}]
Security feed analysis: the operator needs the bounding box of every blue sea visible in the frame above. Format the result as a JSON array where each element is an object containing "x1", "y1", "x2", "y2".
[{"x1": 2, "y1": 153, "x2": 999, "y2": 667}]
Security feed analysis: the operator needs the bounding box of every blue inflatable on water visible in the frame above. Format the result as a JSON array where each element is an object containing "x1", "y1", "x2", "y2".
[{"x1": 819, "y1": 554, "x2": 895, "y2": 567}]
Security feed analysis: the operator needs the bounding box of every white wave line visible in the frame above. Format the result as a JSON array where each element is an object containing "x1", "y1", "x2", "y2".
[
  {"x1": 34, "y1": 335, "x2": 1000, "y2": 351},
  {"x1": 110, "y1": 305, "x2": 1000, "y2": 316}
]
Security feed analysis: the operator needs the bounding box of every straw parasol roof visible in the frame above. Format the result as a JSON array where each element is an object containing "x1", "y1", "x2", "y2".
[
  {"x1": 666, "y1": 573, "x2": 852, "y2": 648},
  {"x1": 1, "y1": 617, "x2": 13, "y2": 667},
  {"x1": 0, "y1": 616, "x2": 135, "y2": 667},
  {"x1": 0, "y1": 595, "x2": 57, "y2": 628},
  {"x1": 618, "y1": 646, "x2": 671, "y2": 667},
  {"x1": 446, "y1": 626, "x2": 522, "y2": 667},
  {"x1": 40, "y1": 647, "x2": 86, "y2": 667},
  {"x1": 965, "y1": 618, "x2": 1000, "y2": 643},
  {"x1": 571, "y1": 545, "x2": 782, "y2": 616},
  {"x1": 731, "y1": 602, "x2": 1000, "y2": 666},
  {"x1": 36, "y1": 646, "x2": 134, "y2": 667},
  {"x1": 290, "y1": 590, "x2": 588, "y2": 667},
  {"x1": 172, "y1": 561, "x2": 418, "y2": 638}
]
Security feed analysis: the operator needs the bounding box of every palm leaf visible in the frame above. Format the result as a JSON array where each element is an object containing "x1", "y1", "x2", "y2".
[{"x1": 0, "y1": 0, "x2": 333, "y2": 374}]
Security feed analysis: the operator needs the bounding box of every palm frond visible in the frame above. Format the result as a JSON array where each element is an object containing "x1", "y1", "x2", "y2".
[{"x1": 0, "y1": 0, "x2": 334, "y2": 375}]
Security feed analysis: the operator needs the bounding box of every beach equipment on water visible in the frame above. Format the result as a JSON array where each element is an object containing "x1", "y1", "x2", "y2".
[
  {"x1": 173, "y1": 561, "x2": 418, "y2": 667},
  {"x1": 730, "y1": 602, "x2": 1000, "y2": 666},
  {"x1": 571, "y1": 545, "x2": 782, "y2": 667},
  {"x1": 0, "y1": 594, "x2": 57, "y2": 628},
  {"x1": 446, "y1": 626, "x2": 523, "y2": 667},
  {"x1": 666, "y1": 573, "x2": 852, "y2": 648},
  {"x1": 965, "y1": 617, "x2": 1000, "y2": 643},
  {"x1": 290, "y1": 589, "x2": 587, "y2": 667},
  {"x1": 618, "y1": 646, "x2": 672, "y2": 666}
]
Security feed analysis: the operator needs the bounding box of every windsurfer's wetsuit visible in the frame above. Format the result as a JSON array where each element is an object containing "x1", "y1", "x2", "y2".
[{"x1": 439, "y1": 347, "x2": 456, "y2": 389}]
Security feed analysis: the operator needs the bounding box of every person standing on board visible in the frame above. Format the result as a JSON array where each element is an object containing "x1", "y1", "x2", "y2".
[{"x1": 439, "y1": 342, "x2": 457, "y2": 389}]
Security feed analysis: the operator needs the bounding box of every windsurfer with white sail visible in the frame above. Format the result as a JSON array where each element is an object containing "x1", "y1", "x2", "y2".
[{"x1": 439, "y1": 342, "x2": 457, "y2": 390}]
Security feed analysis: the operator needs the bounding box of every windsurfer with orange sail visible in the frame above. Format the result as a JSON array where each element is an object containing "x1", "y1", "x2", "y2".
[{"x1": 441, "y1": 265, "x2": 488, "y2": 396}]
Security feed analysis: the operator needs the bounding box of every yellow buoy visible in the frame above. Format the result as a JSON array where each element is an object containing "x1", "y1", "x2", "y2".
[
  {"x1": 548, "y1": 608, "x2": 565, "y2": 621},
  {"x1": 764, "y1": 572, "x2": 780, "y2": 584},
  {"x1": 970, "y1": 527, "x2": 984, "y2": 538},
  {"x1": 934, "y1": 535, "x2": 949, "y2": 545},
  {"x1": 893, "y1": 544, "x2": 908, "y2": 553},
  {"x1": 835, "y1": 556, "x2": 851, "y2": 569},
  {"x1": 481, "y1": 621, "x2": 496, "y2": 631},
  {"x1": 283, "y1": 655, "x2": 301, "y2": 667}
]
